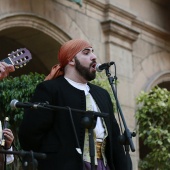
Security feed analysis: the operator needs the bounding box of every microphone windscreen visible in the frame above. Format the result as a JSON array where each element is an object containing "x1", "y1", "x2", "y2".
[
  {"x1": 95, "y1": 64, "x2": 102, "y2": 72},
  {"x1": 10, "y1": 99, "x2": 18, "y2": 109}
]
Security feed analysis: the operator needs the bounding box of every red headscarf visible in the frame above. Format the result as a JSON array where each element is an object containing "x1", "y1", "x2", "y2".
[{"x1": 45, "y1": 39, "x2": 92, "y2": 80}]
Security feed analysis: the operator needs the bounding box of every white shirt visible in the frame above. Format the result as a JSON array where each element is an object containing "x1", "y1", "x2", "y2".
[
  {"x1": 6, "y1": 147, "x2": 14, "y2": 164},
  {"x1": 64, "y1": 77, "x2": 105, "y2": 141}
]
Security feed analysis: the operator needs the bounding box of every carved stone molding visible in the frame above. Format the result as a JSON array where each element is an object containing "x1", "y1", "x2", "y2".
[
  {"x1": 132, "y1": 19, "x2": 170, "y2": 41},
  {"x1": 0, "y1": 13, "x2": 71, "y2": 44},
  {"x1": 101, "y1": 19, "x2": 140, "y2": 50},
  {"x1": 84, "y1": 0, "x2": 136, "y2": 21},
  {"x1": 85, "y1": 0, "x2": 170, "y2": 42}
]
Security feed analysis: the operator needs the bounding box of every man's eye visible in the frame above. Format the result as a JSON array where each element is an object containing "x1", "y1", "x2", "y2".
[{"x1": 84, "y1": 51, "x2": 89, "y2": 55}]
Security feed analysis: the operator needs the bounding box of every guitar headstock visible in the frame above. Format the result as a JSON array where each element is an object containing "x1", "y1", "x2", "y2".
[{"x1": 8, "y1": 48, "x2": 32, "y2": 68}]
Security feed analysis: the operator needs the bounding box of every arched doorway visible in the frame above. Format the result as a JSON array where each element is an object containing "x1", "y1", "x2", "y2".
[
  {"x1": 0, "y1": 27, "x2": 61, "y2": 76},
  {"x1": 0, "y1": 14, "x2": 71, "y2": 77}
]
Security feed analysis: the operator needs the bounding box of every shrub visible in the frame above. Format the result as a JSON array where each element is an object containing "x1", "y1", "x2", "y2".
[
  {"x1": 136, "y1": 86, "x2": 170, "y2": 170},
  {"x1": 0, "y1": 72, "x2": 45, "y2": 170}
]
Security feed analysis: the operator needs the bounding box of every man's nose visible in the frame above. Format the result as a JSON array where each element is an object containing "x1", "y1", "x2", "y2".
[{"x1": 91, "y1": 53, "x2": 97, "y2": 60}]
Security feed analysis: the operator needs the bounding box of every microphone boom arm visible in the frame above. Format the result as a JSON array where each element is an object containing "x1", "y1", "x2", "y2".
[{"x1": 10, "y1": 100, "x2": 109, "y2": 118}]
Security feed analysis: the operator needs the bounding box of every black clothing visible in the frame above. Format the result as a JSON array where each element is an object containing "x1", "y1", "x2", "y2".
[{"x1": 19, "y1": 76, "x2": 130, "y2": 170}]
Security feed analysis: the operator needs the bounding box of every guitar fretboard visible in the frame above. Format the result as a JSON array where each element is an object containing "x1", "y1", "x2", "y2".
[{"x1": 1, "y1": 58, "x2": 12, "y2": 65}]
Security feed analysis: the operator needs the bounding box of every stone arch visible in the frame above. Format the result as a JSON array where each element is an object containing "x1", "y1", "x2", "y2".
[
  {"x1": 145, "y1": 70, "x2": 170, "y2": 91},
  {"x1": 0, "y1": 13, "x2": 71, "y2": 44},
  {"x1": 0, "y1": 13, "x2": 71, "y2": 76},
  {"x1": 134, "y1": 51, "x2": 170, "y2": 96}
]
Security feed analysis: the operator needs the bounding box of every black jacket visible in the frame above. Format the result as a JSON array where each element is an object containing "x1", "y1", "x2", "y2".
[{"x1": 19, "y1": 76, "x2": 130, "y2": 170}]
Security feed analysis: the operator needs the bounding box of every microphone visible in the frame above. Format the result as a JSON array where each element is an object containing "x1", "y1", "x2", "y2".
[
  {"x1": 10, "y1": 99, "x2": 41, "y2": 109},
  {"x1": 96, "y1": 61, "x2": 114, "y2": 72}
]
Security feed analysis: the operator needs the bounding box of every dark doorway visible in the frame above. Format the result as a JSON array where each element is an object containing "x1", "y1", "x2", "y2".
[{"x1": 0, "y1": 27, "x2": 61, "y2": 77}]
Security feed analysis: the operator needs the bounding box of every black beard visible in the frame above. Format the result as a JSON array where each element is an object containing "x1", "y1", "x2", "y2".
[{"x1": 75, "y1": 57, "x2": 96, "y2": 81}]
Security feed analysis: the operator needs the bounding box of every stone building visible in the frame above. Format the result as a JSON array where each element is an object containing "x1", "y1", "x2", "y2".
[{"x1": 0, "y1": 0, "x2": 170, "y2": 169}]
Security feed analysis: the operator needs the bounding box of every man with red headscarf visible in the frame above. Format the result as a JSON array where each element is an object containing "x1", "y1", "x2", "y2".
[{"x1": 19, "y1": 39, "x2": 131, "y2": 170}]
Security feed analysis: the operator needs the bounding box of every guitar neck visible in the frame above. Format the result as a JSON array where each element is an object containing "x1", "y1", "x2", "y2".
[
  {"x1": 1, "y1": 57, "x2": 13, "y2": 65},
  {"x1": 1, "y1": 48, "x2": 32, "y2": 68}
]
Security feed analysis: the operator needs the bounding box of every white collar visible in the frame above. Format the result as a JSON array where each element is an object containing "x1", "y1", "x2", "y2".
[{"x1": 64, "y1": 77, "x2": 90, "y2": 95}]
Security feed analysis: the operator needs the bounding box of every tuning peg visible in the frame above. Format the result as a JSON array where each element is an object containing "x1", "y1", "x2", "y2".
[
  {"x1": 15, "y1": 66, "x2": 19, "y2": 69},
  {"x1": 20, "y1": 65, "x2": 23, "y2": 68}
]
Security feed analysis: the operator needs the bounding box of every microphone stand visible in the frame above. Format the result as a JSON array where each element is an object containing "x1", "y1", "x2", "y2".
[
  {"x1": 81, "y1": 112, "x2": 97, "y2": 170},
  {"x1": 104, "y1": 64, "x2": 136, "y2": 170},
  {"x1": 0, "y1": 149, "x2": 46, "y2": 170},
  {"x1": 34, "y1": 103, "x2": 108, "y2": 118},
  {"x1": 38, "y1": 104, "x2": 109, "y2": 170},
  {"x1": 18, "y1": 103, "x2": 109, "y2": 170}
]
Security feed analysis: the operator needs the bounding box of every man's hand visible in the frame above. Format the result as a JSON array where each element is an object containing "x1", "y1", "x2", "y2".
[
  {"x1": 3, "y1": 128, "x2": 14, "y2": 149},
  {"x1": 0, "y1": 62, "x2": 15, "y2": 80}
]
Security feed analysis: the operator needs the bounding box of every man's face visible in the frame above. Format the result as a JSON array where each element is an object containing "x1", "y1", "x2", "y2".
[{"x1": 74, "y1": 48, "x2": 97, "y2": 81}]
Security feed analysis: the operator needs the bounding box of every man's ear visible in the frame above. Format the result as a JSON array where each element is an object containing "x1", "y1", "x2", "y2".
[{"x1": 68, "y1": 58, "x2": 75, "y2": 66}]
